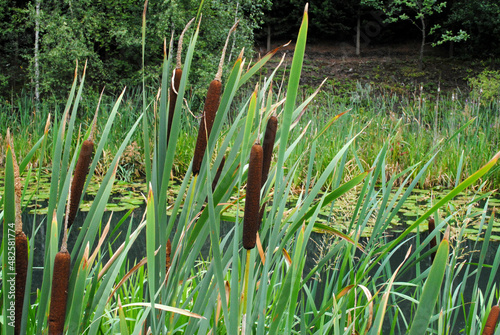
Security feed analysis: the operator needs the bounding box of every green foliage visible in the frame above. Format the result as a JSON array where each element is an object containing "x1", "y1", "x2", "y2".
[
  {"x1": 469, "y1": 70, "x2": 500, "y2": 102},
  {"x1": 443, "y1": 0, "x2": 500, "y2": 56},
  {"x1": 0, "y1": 0, "x2": 269, "y2": 102},
  {"x1": 430, "y1": 26, "x2": 469, "y2": 47}
]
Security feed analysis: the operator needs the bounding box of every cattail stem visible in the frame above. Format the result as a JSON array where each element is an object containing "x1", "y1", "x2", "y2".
[
  {"x1": 243, "y1": 144, "x2": 263, "y2": 249},
  {"x1": 215, "y1": 21, "x2": 239, "y2": 82},
  {"x1": 176, "y1": 18, "x2": 195, "y2": 69},
  {"x1": 8, "y1": 130, "x2": 28, "y2": 335},
  {"x1": 167, "y1": 18, "x2": 194, "y2": 146},
  {"x1": 241, "y1": 249, "x2": 251, "y2": 331}
]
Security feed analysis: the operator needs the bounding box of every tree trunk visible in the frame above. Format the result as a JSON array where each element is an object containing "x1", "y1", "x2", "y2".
[
  {"x1": 356, "y1": 11, "x2": 361, "y2": 56},
  {"x1": 419, "y1": 16, "x2": 425, "y2": 70},
  {"x1": 35, "y1": 0, "x2": 40, "y2": 111}
]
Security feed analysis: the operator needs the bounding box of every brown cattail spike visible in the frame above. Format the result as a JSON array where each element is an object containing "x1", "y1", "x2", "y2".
[
  {"x1": 168, "y1": 68, "x2": 182, "y2": 146},
  {"x1": 191, "y1": 22, "x2": 237, "y2": 176},
  {"x1": 243, "y1": 144, "x2": 263, "y2": 249},
  {"x1": 67, "y1": 140, "x2": 94, "y2": 228},
  {"x1": 15, "y1": 232, "x2": 28, "y2": 335},
  {"x1": 166, "y1": 239, "x2": 172, "y2": 273},
  {"x1": 258, "y1": 116, "x2": 277, "y2": 229},
  {"x1": 428, "y1": 218, "x2": 437, "y2": 262},
  {"x1": 212, "y1": 156, "x2": 226, "y2": 192},
  {"x1": 261, "y1": 116, "x2": 277, "y2": 188},
  {"x1": 192, "y1": 79, "x2": 222, "y2": 175},
  {"x1": 167, "y1": 18, "x2": 194, "y2": 146},
  {"x1": 483, "y1": 305, "x2": 500, "y2": 335},
  {"x1": 49, "y1": 250, "x2": 71, "y2": 335}
]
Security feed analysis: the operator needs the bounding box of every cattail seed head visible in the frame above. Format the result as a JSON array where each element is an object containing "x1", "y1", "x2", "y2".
[
  {"x1": 212, "y1": 156, "x2": 226, "y2": 192},
  {"x1": 243, "y1": 144, "x2": 263, "y2": 249},
  {"x1": 483, "y1": 305, "x2": 500, "y2": 335},
  {"x1": 168, "y1": 68, "x2": 182, "y2": 146},
  {"x1": 67, "y1": 140, "x2": 94, "y2": 228},
  {"x1": 428, "y1": 218, "x2": 437, "y2": 262},
  {"x1": 192, "y1": 80, "x2": 222, "y2": 175},
  {"x1": 258, "y1": 116, "x2": 277, "y2": 229},
  {"x1": 166, "y1": 239, "x2": 172, "y2": 273},
  {"x1": 261, "y1": 115, "x2": 277, "y2": 188},
  {"x1": 15, "y1": 232, "x2": 28, "y2": 335},
  {"x1": 49, "y1": 250, "x2": 71, "y2": 335}
]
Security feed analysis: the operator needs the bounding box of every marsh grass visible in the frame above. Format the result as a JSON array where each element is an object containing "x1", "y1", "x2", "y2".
[{"x1": 2, "y1": 3, "x2": 500, "y2": 335}]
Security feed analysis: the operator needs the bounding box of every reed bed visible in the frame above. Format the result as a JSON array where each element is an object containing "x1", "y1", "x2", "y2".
[{"x1": 2, "y1": 3, "x2": 500, "y2": 335}]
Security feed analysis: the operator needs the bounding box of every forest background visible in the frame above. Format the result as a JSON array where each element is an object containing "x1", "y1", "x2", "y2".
[{"x1": 2, "y1": 0, "x2": 500, "y2": 103}]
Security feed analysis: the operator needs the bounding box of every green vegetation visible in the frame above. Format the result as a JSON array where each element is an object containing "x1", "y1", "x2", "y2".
[
  {"x1": 469, "y1": 69, "x2": 500, "y2": 102},
  {"x1": 2, "y1": 4, "x2": 500, "y2": 335},
  {"x1": 2, "y1": 70, "x2": 500, "y2": 191}
]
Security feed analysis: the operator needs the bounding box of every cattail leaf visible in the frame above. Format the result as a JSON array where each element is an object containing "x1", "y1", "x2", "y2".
[
  {"x1": 371, "y1": 247, "x2": 412, "y2": 335},
  {"x1": 408, "y1": 233, "x2": 450, "y2": 335},
  {"x1": 36, "y1": 68, "x2": 77, "y2": 328},
  {"x1": 83, "y1": 87, "x2": 126, "y2": 200},
  {"x1": 157, "y1": 18, "x2": 200, "y2": 239},
  {"x1": 119, "y1": 303, "x2": 205, "y2": 319},
  {"x1": 2, "y1": 146, "x2": 15, "y2": 335},
  {"x1": 141, "y1": 0, "x2": 151, "y2": 188},
  {"x1": 146, "y1": 184, "x2": 157, "y2": 328},
  {"x1": 371, "y1": 150, "x2": 500, "y2": 274},
  {"x1": 311, "y1": 223, "x2": 362, "y2": 252},
  {"x1": 19, "y1": 132, "x2": 47, "y2": 174},
  {"x1": 275, "y1": 4, "x2": 308, "y2": 187},
  {"x1": 283, "y1": 130, "x2": 363, "y2": 244},
  {"x1": 118, "y1": 297, "x2": 130, "y2": 335},
  {"x1": 205, "y1": 167, "x2": 229, "y2": 327},
  {"x1": 60, "y1": 61, "x2": 87, "y2": 197},
  {"x1": 238, "y1": 42, "x2": 289, "y2": 89},
  {"x1": 88, "y1": 220, "x2": 147, "y2": 335},
  {"x1": 66, "y1": 250, "x2": 90, "y2": 334},
  {"x1": 71, "y1": 114, "x2": 142, "y2": 263},
  {"x1": 241, "y1": 90, "x2": 258, "y2": 163},
  {"x1": 300, "y1": 170, "x2": 370, "y2": 224}
]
